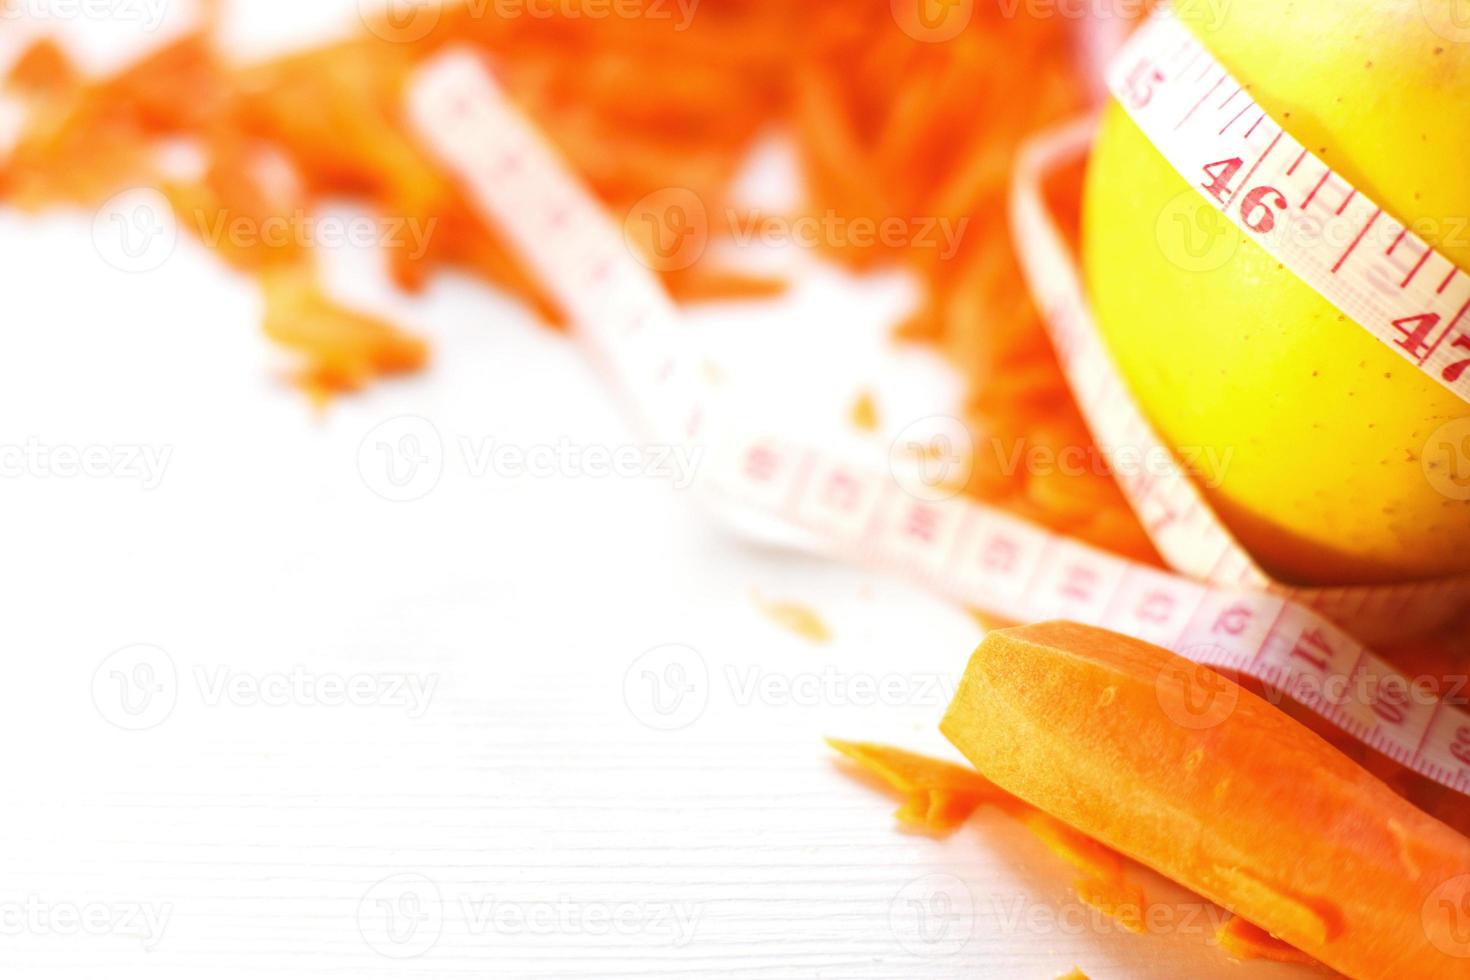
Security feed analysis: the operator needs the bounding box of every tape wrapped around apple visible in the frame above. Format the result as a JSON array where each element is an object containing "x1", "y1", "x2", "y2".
[{"x1": 1083, "y1": 0, "x2": 1470, "y2": 586}]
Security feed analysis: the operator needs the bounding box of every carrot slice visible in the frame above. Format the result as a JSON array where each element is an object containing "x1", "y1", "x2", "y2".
[
  {"x1": 829, "y1": 739, "x2": 1156, "y2": 936},
  {"x1": 941, "y1": 620, "x2": 1470, "y2": 979},
  {"x1": 1215, "y1": 916, "x2": 1319, "y2": 965},
  {"x1": 826, "y1": 739, "x2": 1008, "y2": 835}
]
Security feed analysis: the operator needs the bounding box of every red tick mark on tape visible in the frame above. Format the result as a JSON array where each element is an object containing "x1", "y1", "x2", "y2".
[
  {"x1": 1219, "y1": 104, "x2": 1250, "y2": 135},
  {"x1": 1331, "y1": 209, "x2": 1381, "y2": 273},
  {"x1": 1176, "y1": 74, "x2": 1225, "y2": 130},
  {"x1": 1401, "y1": 247, "x2": 1433, "y2": 288},
  {"x1": 1222, "y1": 132, "x2": 1283, "y2": 210},
  {"x1": 1450, "y1": 298, "x2": 1470, "y2": 334},
  {"x1": 1300, "y1": 168, "x2": 1332, "y2": 210}
]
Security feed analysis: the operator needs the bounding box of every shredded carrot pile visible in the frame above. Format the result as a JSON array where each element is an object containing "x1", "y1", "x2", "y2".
[{"x1": 0, "y1": 0, "x2": 1156, "y2": 555}]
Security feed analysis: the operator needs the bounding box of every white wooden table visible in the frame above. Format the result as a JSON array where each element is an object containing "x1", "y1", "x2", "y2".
[{"x1": 0, "y1": 6, "x2": 1328, "y2": 977}]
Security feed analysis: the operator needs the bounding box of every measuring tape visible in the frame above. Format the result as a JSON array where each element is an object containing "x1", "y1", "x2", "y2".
[
  {"x1": 1012, "y1": 118, "x2": 1470, "y2": 646},
  {"x1": 1109, "y1": 5, "x2": 1470, "y2": 404},
  {"x1": 406, "y1": 49, "x2": 1470, "y2": 796}
]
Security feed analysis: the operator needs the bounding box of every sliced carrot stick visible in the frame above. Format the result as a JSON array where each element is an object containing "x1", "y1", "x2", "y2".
[{"x1": 942, "y1": 621, "x2": 1470, "y2": 979}]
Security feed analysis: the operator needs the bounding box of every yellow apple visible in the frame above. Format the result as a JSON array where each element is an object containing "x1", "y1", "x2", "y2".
[{"x1": 1083, "y1": 0, "x2": 1470, "y2": 585}]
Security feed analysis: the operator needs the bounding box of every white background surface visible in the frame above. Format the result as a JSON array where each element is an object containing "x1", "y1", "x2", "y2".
[{"x1": 0, "y1": 4, "x2": 1329, "y2": 977}]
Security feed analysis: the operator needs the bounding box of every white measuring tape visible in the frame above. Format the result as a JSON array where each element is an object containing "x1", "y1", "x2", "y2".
[
  {"x1": 1110, "y1": 5, "x2": 1470, "y2": 404},
  {"x1": 405, "y1": 49, "x2": 1470, "y2": 796},
  {"x1": 1012, "y1": 117, "x2": 1470, "y2": 647}
]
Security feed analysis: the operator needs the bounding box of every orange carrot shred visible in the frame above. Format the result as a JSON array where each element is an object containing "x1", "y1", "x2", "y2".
[
  {"x1": 1215, "y1": 916, "x2": 1320, "y2": 965},
  {"x1": 826, "y1": 739, "x2": 1005, "y2": 835},
  {"x1": 753, "y1": 594, "x2": 833, "y2": 645},
  {"x1": 829, "y1": 738, "x2": 1155, "y2": 939},
  {"x1": 849, "y1": 390, "x2": 879, "y2": 433}
]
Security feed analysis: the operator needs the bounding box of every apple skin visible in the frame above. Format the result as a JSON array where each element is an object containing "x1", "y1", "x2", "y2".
[{"x1": 1082, "y1": 0, "x2": 1470, "y2": 586}]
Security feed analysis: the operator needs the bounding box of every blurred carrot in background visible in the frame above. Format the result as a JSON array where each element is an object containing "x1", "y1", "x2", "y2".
[{"x1": 2, "y1": 0, "x2": 1148, "y2": 555}]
